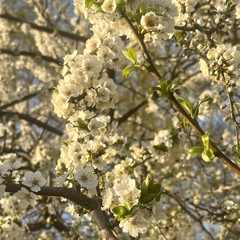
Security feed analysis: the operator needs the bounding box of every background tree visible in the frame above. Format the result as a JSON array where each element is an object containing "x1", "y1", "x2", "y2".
[{"x1": 0, "y1": 0, "x2": 240, "y2": 239}]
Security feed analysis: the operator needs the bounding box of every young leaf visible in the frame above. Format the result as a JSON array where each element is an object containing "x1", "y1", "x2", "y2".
[
  {"x1": 140, "y1": 181, "x2": 149, "y2": 198},
  {"x1": 85, "y1": 0, "x2": 94, "y2": 8},
  {"x1": 199, "y1": 96, "x2": 213, "y2": 105},
  {"x1": 112, "y1": 205, "x2": 129, "y2": 221},
  {"x1": 188, "y1": 146, "x2": 204, "y2": 155},
  {"x1": 122, "y1": 65, "x2": 140, "y2": 78},
  {"x1": 122, "y1": 48, "x2": 137, "y2": 64},
  {"x1": 201, "y1": 149, "x2": 214, "y2": 162},
  {"x1": 148, "y1": 183, "x2": 161, "y2": 195},
  {"x1": 201, "y1": 133, "x2": 211, "y2": 150},
  {"x1": 182, "y1": 117, "x2": 189, "y2": 131},
  {"x1": 140, "y1": 193, "x2": 157, "y2": 204},
  {"x1": 178, "y1": 97, "x2": 194, "y2": 116}
]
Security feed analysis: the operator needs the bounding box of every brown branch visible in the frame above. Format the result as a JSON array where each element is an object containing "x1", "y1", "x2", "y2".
[
  {"x1": 0, "y1": 110, "x2": 63, "y2": 136},
  {"x1": 120, "y1": 10, "x2": 240, "y2": 176},
  {"x1": 120, "y1": 10, "x2": 161, "y2": 80},
  {"x1": 4, "y1": 183, "x2": 96, "y2": 210},
  {"x1": 4, "y1": 183, "x2": 118, "y2": 240},
  {"x1": 117, "y1": 99, "x2": 148, "y2": 126},
  {"x1": 0, "y1": 12, "x2": 87, "y2": 42},
  {"x1": 91, "y1": 196, "x2": 118, "y2": 240},
  {"x1": 0, "y1": 88, "x2": 53, "y2": 111},
  {"x1": 0, "y1": 48, "x2": 62, "y2": 65},
  {"x1": 168, "y1": 94, "x2": 240, "y2": 175}
]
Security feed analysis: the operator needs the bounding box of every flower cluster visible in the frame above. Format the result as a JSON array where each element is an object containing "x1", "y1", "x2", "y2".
[
  {"x1": 101, "y1": 157, "x2": 163, "y2": 237},
  {"x1": 139, "y1": 1, "x2": 178, "y2": 41},
  {"x1": 200, "y1": 44, "x2": 240, "y2": 91},
  {"x1": 0, "y1": 154, "x2": 45, "y2": 209},
  {"x1": 52, "y1": 22, "x2": 126, "y2": 191},
  {"x1": 0, "y1": 0, "x2": 238, "y2": 238},
  {"x1": 0, "y1": 154, "x2": 22, "y2": 199}
]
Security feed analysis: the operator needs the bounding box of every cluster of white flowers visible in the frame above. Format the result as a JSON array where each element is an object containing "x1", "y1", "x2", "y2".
[
  {"x1": 0, "y1": 153, "x2": 46, "y2": 210},
  {"x1": 14, "y1": 187, "x2": 38, "y2": 209},
  {"x1": 52, "y1": 18, "x2": 126, "y2": 191},
  {"x1": 199, "y1": 44, "x2": 240, "y2": 91},
  {"x1": 102, "y1": 169, "x2": 163, "y2": 237},
  {"x1": 52, "y1": 34, "x2": 123, "y2": 119},
  {"x1": 4, "y1": 0, "x2": 238, "y2": 237},
  {"x1": 0, "y1": 154, "x2": 22, "y2": 199},
  {"x1": 0, "y1": 216, "x2": 25, "y2": 239},
  {"x1": 139, "y1": 1, "x2": 178, "y2": 41}
]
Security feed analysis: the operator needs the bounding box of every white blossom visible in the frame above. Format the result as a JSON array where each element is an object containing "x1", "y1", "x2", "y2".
[
  {"x1": 119, "y1": 210, "x2": 149, "y2": 237},
  {"x1": 74, "y1": 164, "x2": 98, "y2": 189},
  {"x1": 15, "y1": 187, "x2": 38, "y2": 209},
  {"x1": 101, "y1": 0, "x2": 117, "y2": 13},
  {"x1": 113, "y1": 176, "x2": 140, "y2": 205},
  {"x1": 22, "y1": 171, "x2": 47, "y2": 192},
  {"x1": 140, "y1": 12, "x2": 160, "y2": 30}
]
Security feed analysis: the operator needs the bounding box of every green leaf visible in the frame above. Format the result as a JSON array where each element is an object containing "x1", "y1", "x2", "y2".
[
  {"x1": 115, "y1": 0, "x2": 126, "y2": 8},
  {"x1": 140, "y1": 182, "x2": 148, "y2": 198},
  {"x1": 140, "y1": 193, "x2": 157, "y2": 204},
  {"x1": 174, "y1": 31, "x2": 186, "y2": 43},
  {"x1": 201, "y1": 149, "x2": 214, "y2": 162},
  {"x1": 112, "y1": 205, "x2": 129, "y2": 221},
  {"x1": 192, "y1": 106, "x2": 199, "y2": 119},
  {"x1": 148, "y1": 183, "x2": 161, "y2": 195},
  {"x1": 63, "y1": 140, "x2": 71, "y2": 147},
  {"x1": 140, "y1": 1, "x2": 147, "y2": 13},
  {"x1": 182, "y1": 118, "x2": 188, "y2": 131},
  {"x1": 139, "y1": 175, "x2": 161, "y2": 204},
  {"x1": 145, "y1": 174, "x2": 153, "y2": 187},
  {"x1": 199, "y1": 97, "x2": 213, "y2": 105},
  {"x1": 153, "y1": 77, "x2": 174, "y2": 97},
  {"x1": 85, "y1": 0, "x2": 94, "y2": 8},
  {"x1": 151, "y1": 86, "x2": 161, "y2": 92},
  {"x1": 201, "y1": 133, "x2": 211, "y2": 150},
  {"x1": 77, "y1": 118, "x2": 89, "y2": 131},
  {"x1": 153, "y1": 143, "x2": 168, "y2": 152},
  {"x1": 172, "y1": 78, "x2": 183, "y2": 86},
  {"x1": 188, "y1": 146, "x2": 204, "y2": 155},
  {"x1": 178, "y1": 97, "x2": 194, "y2": 116},
  {"x1": 122, "y1": 48, "x2": 137, "y2": 64},
  {"x1": 122, "y1": 65, "x2": 140, "y2": 78}
]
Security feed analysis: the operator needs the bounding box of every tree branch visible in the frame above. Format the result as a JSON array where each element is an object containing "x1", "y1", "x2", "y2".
[
  {"x1": 117, "y1": 99, "x2": 148, "y2": 126},
  {"x1": 168, "y1": 94, "x2": 240, "y2": 175},
  {"x1": 0, "y1": 48, "x2": 63, "y2": 65},
  {"x1": 0, "y1": 110, "x2": 63, "y2": 136},
  {"x1": 0, "y1": 88, "x2": 54, "y2": 111},
  {"x1": 4, "y1": 183, "x2": 118, "y2": 240},
  {"x1": 120, "y1": 9, "x2": 240, "y2": 176},
  {"x1": 4, "y1": 183, "x2": 96, "y2": 210},
  {"x1": 120, "y1": 11, "x2": 161, "y2": 80},
  {"x1": 0, "y1": 12, "x2": 87, "y2": 42}
]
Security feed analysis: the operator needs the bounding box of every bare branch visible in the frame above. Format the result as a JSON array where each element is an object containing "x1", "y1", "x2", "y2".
[
  {"x1": 0, "y1": 48, "x2": 63, "y2": 65},
  {"x1": 0, "y1": 12, "x2": 87, "y2": 42},
  {"x1": 4, "y1": 183, "x2": 118, "y2": 240},
  {"x1": 0, "y1": 88, "x2": 54, "y2": 111},
  {"x1": 0, "y1": 110, "x2": 64, "y2": 136}
]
